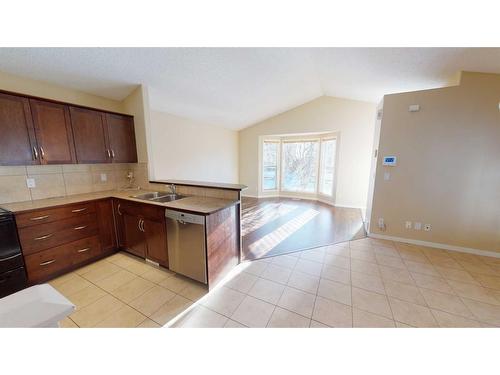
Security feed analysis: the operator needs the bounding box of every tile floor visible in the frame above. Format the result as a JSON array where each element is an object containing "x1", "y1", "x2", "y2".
[{"x1": 54, "y1": 238, "x2": 500, "y2": 328}]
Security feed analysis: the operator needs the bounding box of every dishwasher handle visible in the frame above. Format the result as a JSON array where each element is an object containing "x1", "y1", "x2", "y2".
[{"x1": 165, "y1": 209, "x2": 205, "y2": 225}]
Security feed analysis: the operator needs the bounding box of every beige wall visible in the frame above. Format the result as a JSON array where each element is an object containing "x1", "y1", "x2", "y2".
[
  {"x1": 149, "y1": 110, "x2": 239, "y2": 183},
  {"x1": 121, "y1": 85, "x2": 150, "y2": 164},
  {"x1": 239, "y1": 96, "x2": 377, "y2": 208},
  {"x1": 369, "y1": 72, "x2": 500, "y2": 253}
]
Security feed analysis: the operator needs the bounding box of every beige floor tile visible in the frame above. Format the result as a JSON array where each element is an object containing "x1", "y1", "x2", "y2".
[
  {"x1": 397, "y1": 248, "x2": 428, "y2": 263},
  {"x1": 410, "y1": 272, "x2": 454, "y2": 294},
  {"x1": 294, "y1": 258, "x2": 323, "y2": 277},
  {"x1": 312, "y1": 296, "x2": 352, "y2": 327},
  {"x1": 141, "y1": 267, "x2": 175, "y2": 284},
  {"x1": 150, "y1": 295, "x2": 193, "y2": 325},
  {"x1": 383, "y1": 279, "x2": 426, "y2": 306},
  {"x1": 350, "y1": 259, "x2": 380, "y2": 276},
  {"x1": 472, "y1": 274, "x2": 500, "y2": 290},
  {"x1": 419, "y1": 288, "x2": 474, "y2": 318},
  {"x1": 260, "y1": 264, "x2": 292, "y2": 284},
  {"x1": 224, "y1": 319, "x2": 247, "y2": 328},
  {"x1": 248, "y1": 278, "x2": 286, "y2": 304},
  {"x1": 375, "y1": 254, "x2": 406, "y2": 269},
  {"x1": 447, "y1": 279, "x2": 500, "y2": 306},
  {"x1": 59, "y1": 317, "x2": 78, "y2": 328},
  {"x1": 137, "y1": 319, "x2": 161, "y2": 328},
  {"x1": 129, "y1": 285, "x2": 176, "y2": 316},
  {"x1": 277, "y1": 287, "x2": 316, "y2": 318},
  {"x1": 434, "y1": 266, "x2": 480, "y2": 285},
  {"x1": 267, "y1": 307, "x2": 311, "y2": 328},
  {"x1": 54, "y1": 274, "x2": 92, "y2": 297},
  {"x1": 429, "y1": 257, "x2": 464, "y2": 270},
  {"x1": 270, "y1": 254, "x2": 299, "y2": 269},
  {"x1": 287, "y1": 270, "x2": 320, "y2": 294},
  {"x1": 350, "y1": 248, "x2": 377, "y2": 263},
  {"x1": 458, "y1": 261, "x2": 497, "y2": 276},
  {"x1": 242, "y1": 259, "x2": 269, "y2": 276},
  {"x1": 323, "y1": 254, "x2": 350, "y2": 270},
  {"x1": 300, "y1": 248, "x2": 326, "y2": 263},
  {"x1": 431, "y1": 309, "x2": 482, "y2": 328},
  {"x1": 460, "y1": 298, "x2": 500, "y2": 326},
  {"x1": 81, "y1": 262, "x2": 122, "y2": 283},
  {"x1": 317, "y1": 278, "x2": 351, "y2": 306},
  {"x1": 171, "y1": 305, "x2": 227, "y2": 328},
  {"x1": 201, "y1": 286, "x2": 246, "y2": 316},
  {"x1": 70, "y1": 295, "x2": 125, "y2": 328},
  {"x1": 373, "y1": 246, "x2": 400, "y2": 258},
  {"x1": 95, "y1": 269, "x2": 137, "y2": 292},
  {"x1": 159, "y1": 275, "x2": 191, "y2": 293},
  {"x1": 94, "y1": 305, "x2": 147, "y2": 328},
  {"x1": 49, "y1": 272, "x2": 79, "y2": 287},
  {"x1": 310, "y1": 320, "x2": 330, "y2": 328},
  {"x1": 353, "y1": 308, "x2": 395, "y2": 328},
  {"x1": 395, "y1": 321, "x2": 415, "y2": 328},
  {"x1": 66, "y1": 284, "x2": 107, "y2": 310},
  {"x1": 404, "y1": 260, "x2": 440, "y2": 277},
  {"x1": 370, "y1": 239, "x2": 396, "y2": 249},
  {"x1": 111, "y1": 277, "x2": 155, "y2": 303},
  {"x1": 324, "y1": 244, "x2": 350, "y2": 258},
  {"x1": 231, "y1": 295, "x2": 275, "y2": 327},
  {"x1": 350, "y1": 239, "x2": 372, "y2": 250},
  {"x1": 352, "y1": 287, "x2": 392, "y2": 319},
  {"x1": 105, "y1": 252, "x2": 129, "y2": 265},
  {"x1": 178, "y1": 282, "x2": 208, "y2": 301},
  {"x1": 351, "y1": 271, "x2": 385, "y2": 294},
  {"x1": 224, "y1": 271, "x2": 258, "y2": 293},
  {"x1": 379, "y1": 265, "x2": 415, "y2": 285},
  {"x1": 321, "y1": 264, "x2": 351, "y2": 284},
  {"x1": 388, "y1": 297, "x2": 438, "y2": 327}
]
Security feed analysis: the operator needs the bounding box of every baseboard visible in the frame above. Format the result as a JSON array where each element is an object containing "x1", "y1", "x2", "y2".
[
  {"x1": 241, "y1": 193, "x2": 260, "y2": 198},
  {"x1": 334, "y1": 204, "x2": 366, "y2": 210},
  {"x1": 369, "y1": 233, "x2": 500, "y2": 259}
]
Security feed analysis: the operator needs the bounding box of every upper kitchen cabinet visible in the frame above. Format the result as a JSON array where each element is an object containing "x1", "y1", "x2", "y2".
[
  {"x1": 69, "y1": 106, "x2": 110, "y2": 164},
  {"x1": 0, "y1": 92, "x2": 38, "y2": 165},
  {"x1": 105, "y1": 113, "x2": 137, "y2": 163},
  {"x1": 29, "y1": 99, "x2": 76, "y2": 164}
]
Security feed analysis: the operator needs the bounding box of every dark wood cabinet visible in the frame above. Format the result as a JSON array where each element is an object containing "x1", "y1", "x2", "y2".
[
  {"x1": 30, "y1": 99, "x2": 76, "y2": 164},
  {"x1": 105, "y1": 113, "x2": 137, "y2": 163},
  {"x1": 123, "y1": 213, "x2": 146, "y2": 258},
  {"x1": 0, "y1": 92, "x2": 38, "y2": 165},
  {"x1": 96, "y1": 199, "x2": 117, "y2": 253},
  {"x1": 69, "y1": 106, "x2": 110, "y2": 163},
  {"x1": 113, "y1": 199, "x2": 126, "y2": 248},
  {"x1": 143, "y1": 218, "x2": 168, "y2": 266}
]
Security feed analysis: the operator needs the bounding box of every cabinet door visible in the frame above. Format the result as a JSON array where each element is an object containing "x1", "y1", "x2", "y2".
[
  {"x1": 123, "y1": 213, "x2": 146, "y2": 257},
  {"x1": 105, "y1": 113, "x2": 137, "y2": 163},
  {"x1": 69, "y1": 106, "x2": 110, "y2": 163},
  {"x1": 96, "y1": 199, "x2": 117, "y2": 253},
  {"x1": 0, "y1": 92, "x2": 38, "y2": 165},
  {"x1": 113, "y1": 199, "x2": 126, "y2": 248},
  {"x1": 143, "y1": 219, "x2": 168, "y2": 266},
  {"x1": 30, "y1": 99, "x2": 76, "y2": 164}
]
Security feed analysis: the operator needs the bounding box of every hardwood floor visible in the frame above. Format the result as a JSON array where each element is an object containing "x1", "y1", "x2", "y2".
[{"x1": 241, "y1": 197, "x2": 366, "y2": 261}]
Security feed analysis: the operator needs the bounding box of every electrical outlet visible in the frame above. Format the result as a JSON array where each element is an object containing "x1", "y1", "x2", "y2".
[
  {"x1": 405, "y1": 221, "x2": 412, "y2": 229},
  {"x1": 26, "y1": 177, "x2": 36, "y2": 188},
  {"x1": 378, "y1": 218, "x2": 386, "y2": 231},
  {"x1": 100, "y1": 173, "x2": 107, "y2": 182},
  {"x1": 384, "y1": 172, "x2": 391, "y2": 181},
  {"x1": 414, "y1": 222, "x2": 422, "y2": 230},
  {"x1": 424, "y1": 224, "x2": 431, "y2": 232}
]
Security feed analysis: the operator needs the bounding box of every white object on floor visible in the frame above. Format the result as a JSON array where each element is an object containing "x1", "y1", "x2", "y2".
[{"x1": 0, "y1": 284, "x2": 75, "y2": 328}]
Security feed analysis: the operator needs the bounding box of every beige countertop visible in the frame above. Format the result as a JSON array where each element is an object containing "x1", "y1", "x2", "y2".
[{"x1": 2, "y1": 190, "x2": 239, "y2": 215}]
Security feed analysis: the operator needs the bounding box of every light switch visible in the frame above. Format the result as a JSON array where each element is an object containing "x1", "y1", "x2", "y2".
[
  {"x1": 26, "y1": 177, "x2": 36, "y2": 188},
  {"x1": 100, "y1": 173, "x2": 107, "y2": 182}
]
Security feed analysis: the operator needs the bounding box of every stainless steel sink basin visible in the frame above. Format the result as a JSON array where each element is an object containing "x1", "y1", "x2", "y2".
[{"x1": 131, "y1": 192, "x2": 186, "y2": 203}]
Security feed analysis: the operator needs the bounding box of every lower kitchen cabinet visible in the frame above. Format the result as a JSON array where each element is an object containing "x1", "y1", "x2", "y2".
[
  {"x1": 114, "y1": 199, "x2": 168, "y2": 267},
  {"x1": 96, "y1": 199, "x2": 117, "y2": 253}
]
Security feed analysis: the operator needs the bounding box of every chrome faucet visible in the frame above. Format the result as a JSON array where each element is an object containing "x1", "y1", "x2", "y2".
[{"x1": 170, "y1": 183, "x2": 176, "y2": 195}]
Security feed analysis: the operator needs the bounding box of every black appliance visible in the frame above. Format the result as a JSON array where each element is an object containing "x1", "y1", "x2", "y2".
[{"x1": 0, "y1": 208, "x2": 27, "y2": 299}]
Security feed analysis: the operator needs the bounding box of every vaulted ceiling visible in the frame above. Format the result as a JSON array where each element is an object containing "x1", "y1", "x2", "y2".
[{"x1": 0, "y1": 48, "x2": 498, "y2": 129}]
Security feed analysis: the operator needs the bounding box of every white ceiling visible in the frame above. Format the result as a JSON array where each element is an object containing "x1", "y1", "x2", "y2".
[{"x1": 0, "y1": 48, "x2": 499, "y2": 130}]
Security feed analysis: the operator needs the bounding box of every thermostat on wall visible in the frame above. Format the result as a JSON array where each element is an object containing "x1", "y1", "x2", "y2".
[{"x1": 382, "y1": 156, "x2": 397, "y2": 166}]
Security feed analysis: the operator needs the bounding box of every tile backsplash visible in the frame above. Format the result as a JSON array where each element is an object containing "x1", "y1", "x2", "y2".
[
  {"x1": 0, "y1": 163, "x2": 139, "y2": 204},
  {"x1": 0, "y1": 162, "x2": 239, "y2": 204}
]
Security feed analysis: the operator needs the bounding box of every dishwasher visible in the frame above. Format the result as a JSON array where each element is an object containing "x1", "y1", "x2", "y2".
[{"x1": 165, "y1": 209, "x2": 207, "y2": 284}]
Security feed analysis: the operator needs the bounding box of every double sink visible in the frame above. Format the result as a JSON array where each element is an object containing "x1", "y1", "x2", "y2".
[{"x1": 131, "y1": 191, "x2": 187, "y2": 203}]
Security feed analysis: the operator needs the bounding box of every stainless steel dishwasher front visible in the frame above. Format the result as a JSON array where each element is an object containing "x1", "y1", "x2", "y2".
[{"x1": 165, "y1": 209, "x2": 207, "y2": 284}]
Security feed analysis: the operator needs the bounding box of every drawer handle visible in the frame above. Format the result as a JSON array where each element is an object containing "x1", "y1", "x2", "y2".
[
  {"x1": 39, "y1": 259, "x2": 56, "y2": 266},
  {"x1": 0, "y1": 253, "x2": 21, "y2": 262},
  {"x1": 74, "y1": 225, "x2": 88, "y2": 230},
  {"x1": 34, "y1": 234, "x2": 53, "y2": 241},
  {"x1": 71, "y1": 208, "x2": 87, "y2": 213},
  {"x1": 77, "y1": 247, "x2": 90, "y2": 253},
  {"x1": 30, "y1": 215, "x2": 50, "y2": 221}
]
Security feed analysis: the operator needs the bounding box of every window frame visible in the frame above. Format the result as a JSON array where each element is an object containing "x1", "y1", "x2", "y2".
[
  {"x1": 317, "y1": 137, "x2": 337, "y2": 197},
  {"x1": 261, "y1": 139, "x2": 281, "y2": 192}
]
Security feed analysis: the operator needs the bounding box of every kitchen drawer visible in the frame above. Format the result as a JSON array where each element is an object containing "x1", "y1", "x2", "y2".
[
  {"x1": 24, "y1": 245, "x2": 72, "y2": 283},
  {"x1": 117, "y1": 199, "x2": 165, "y2": 221},
  {"x1": 0, "y1": 267, "x2": 27, "y2": 299},
  {"x1": 68, "y1": 235, "x2": 102, "y2": 266},
  {"x1": 16, "y1": 201, "x2": 96, "y2": 228},
  {"x1": 18, "y1": 214, "x2": 98, "y2": 255}
]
